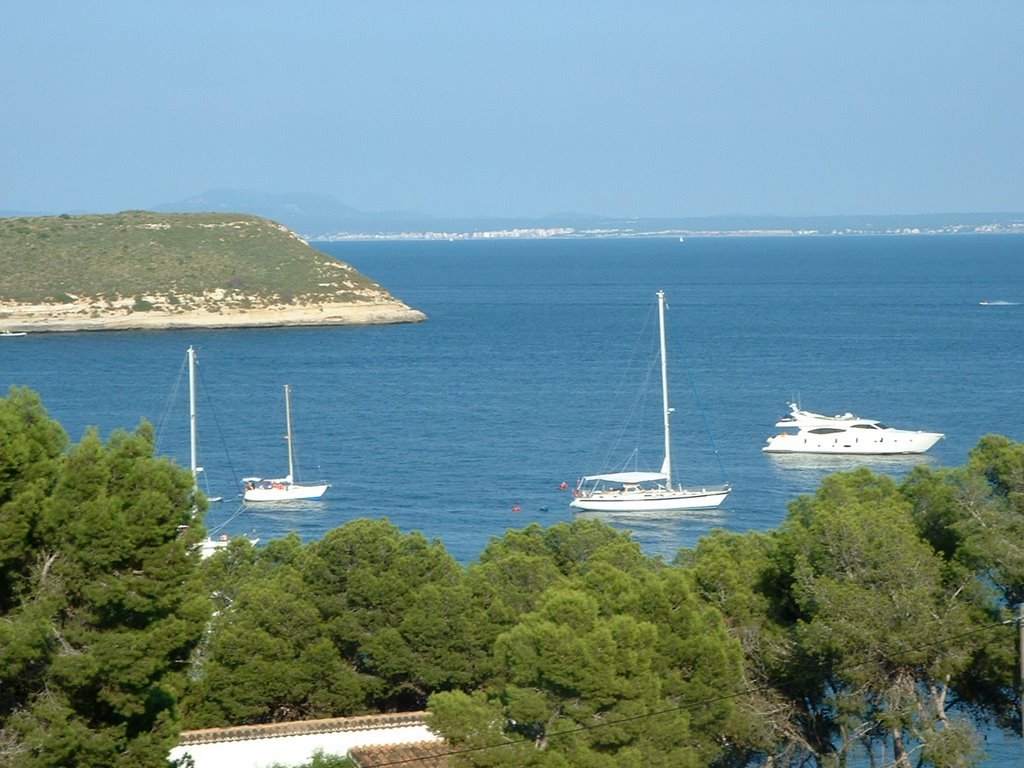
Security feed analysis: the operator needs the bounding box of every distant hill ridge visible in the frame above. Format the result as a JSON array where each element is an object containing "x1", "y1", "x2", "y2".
[
  {"x1": 0, "y1": 211, "x2": 425, "y2": 332},
  {"x1": 150, "y1": 189, "x2": 1024, "y2": 238},
  {"x1": 5, "y1": 191, "x2": 1024, "y2": 238}
]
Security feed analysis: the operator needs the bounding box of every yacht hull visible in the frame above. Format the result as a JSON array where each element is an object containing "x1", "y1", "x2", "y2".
[{"x1": 763, "y1": 431, "x2": 944, "y2": 455}]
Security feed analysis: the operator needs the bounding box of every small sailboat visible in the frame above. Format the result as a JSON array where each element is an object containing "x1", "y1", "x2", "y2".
[
  {"x1": 184, "y1": 346, "x2": 229, "y2": 556},
  {"x1": 570, "y1": 290, "x2": 730, "y2": 513},
  {"x1": 242, "y1": 384, "x2": 329, "y2": 502}
]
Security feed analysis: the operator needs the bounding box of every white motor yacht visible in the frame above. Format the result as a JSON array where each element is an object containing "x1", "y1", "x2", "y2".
[{"x1": 763, "y1": 403, "x2": 944, "y2": 455}]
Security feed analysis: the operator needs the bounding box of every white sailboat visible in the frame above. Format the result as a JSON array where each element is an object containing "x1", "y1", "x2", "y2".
[
  {"x1": 182, "y1": 346, "x2": 231, "y2": 557},
  {"x1": 242, "y1": 384, "x2": 329, "y2": 502},
  {"x1": 570, "y1": 291, "x2": 731, "y2": 513}
]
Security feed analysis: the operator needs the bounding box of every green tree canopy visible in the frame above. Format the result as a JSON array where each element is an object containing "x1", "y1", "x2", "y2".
[
  {"x1": 687, "y1": 466, "x2": 1013, "y2": 768},
  {"x1": 0, "y1": 388, "x2": 210, "y2": 768},
  {"x1": 428, "y1": 521, "x2": 744, "y2": 767}
]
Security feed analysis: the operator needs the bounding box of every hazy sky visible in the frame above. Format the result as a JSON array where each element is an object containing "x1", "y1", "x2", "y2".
[{"x1": 3, "y1": 1, "x2": 1022, "y2": 219}]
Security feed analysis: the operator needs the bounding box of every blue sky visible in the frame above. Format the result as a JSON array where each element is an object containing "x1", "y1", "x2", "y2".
[{"x1": 3, "y1": 1, "x2": 1022, "y2": 219}]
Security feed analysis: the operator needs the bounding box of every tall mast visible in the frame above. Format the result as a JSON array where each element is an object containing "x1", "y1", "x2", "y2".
[
  {"x1": 188, "y1": 346, "x2": 198, "y2": 495},
  {"x1": 658, "y1": 291, "x2": 673, "y2": 487},
  {"x1": 284, "y1": 384, "x2": 295, "y2": 482}
]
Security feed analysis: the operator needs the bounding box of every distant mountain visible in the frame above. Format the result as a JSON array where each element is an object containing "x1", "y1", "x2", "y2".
[
  {"x1": 7, "y1": 190, "x2": 1024, "y2": 238},
  {"x1": 154, "y1": 189, "x2": 617, "y2": 236},
  {"x1": 153, "y1": 189, "x2": 436, "y2": 237},
  {"x1": 153, "y1": 192, "x2": 1024, "y2": 238}
]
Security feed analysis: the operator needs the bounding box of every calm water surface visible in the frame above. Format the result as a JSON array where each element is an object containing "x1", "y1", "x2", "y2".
[
  {"x1": 3, "y1": 234, "x2": 1022, "y2": 762},
  {"x1": 4, "y1": 234, "x2": 1023, "y2": 561}
]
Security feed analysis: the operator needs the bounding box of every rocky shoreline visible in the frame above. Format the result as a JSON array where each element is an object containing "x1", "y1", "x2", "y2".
[{"x1": 0, "y1": 299, "x2": 426, "y2": 333}]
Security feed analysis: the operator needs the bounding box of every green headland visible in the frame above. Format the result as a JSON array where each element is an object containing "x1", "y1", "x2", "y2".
[{"x1": 0, "y1": 210, "x2": 425, "y2": 332}]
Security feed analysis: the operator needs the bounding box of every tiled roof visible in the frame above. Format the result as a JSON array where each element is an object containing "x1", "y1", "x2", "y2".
[
  {"x1": 178, "y1": 711, "x2": 431, "y2": 746},
  {"x1": 349, "y1": 739, "x2": 452, "y2": 767}
]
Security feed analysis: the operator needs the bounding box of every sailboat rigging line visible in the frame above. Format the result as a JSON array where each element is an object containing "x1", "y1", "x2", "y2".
[
  {"x1": 154, "y1": 353, "x2": 189, "y2": 456},
  {"x1": 611, "y1": 351, "x2": 660, "y2": 474},
  {"x1": 585, "y1": 300, "x2": 662, "y2": 475},
  {"x1": 673, "y1": 324, "x2": 729, "y2": 483},
  {"x1": 203, "y1": 500, "x2": 248, "y2": 536},
  {"x1": 154, "y1": 346, "x2": 246, "y2": 500},
  {"x1": 195, "y1": 362, "x2": 243, "y2": 488}
]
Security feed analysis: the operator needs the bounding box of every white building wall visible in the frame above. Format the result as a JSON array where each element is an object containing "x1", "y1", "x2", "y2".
[{"x1": 169, "y1": 723, "x2": 438, "y2": 768}]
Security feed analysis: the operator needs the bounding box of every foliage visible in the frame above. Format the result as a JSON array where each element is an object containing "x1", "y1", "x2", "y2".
[
  {"x1": 0, "y1": 211, "x2": 384, "y2": 305},
  {"x1": 427, "y1": 522, "x2": 744, "y2": 767},
  {"x1": 7, "y1": 383, "x2": 1024, "y2": 767},
  {"x1": 687, "y1": 466, "x2": 1016, "y2": 768},
  {"x1": 0, "y1": 387, "x2": 211, "y2": 767},
  {"x1": 179, "y1": 534, "x2": 365, "y2": 727},
  {"x1": 181, "y1": 519, "x2": 473, "y2": 726},
  {"x1": 181, "y1": 455, "x2": 1024, "y2": 766}
]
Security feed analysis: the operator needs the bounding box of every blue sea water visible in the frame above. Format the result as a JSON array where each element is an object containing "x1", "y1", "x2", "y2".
[
  {"x1": 6, "y1": 234, "x2": 1021, "y2": 562},
  {"x1": 4, "y1": 234, "x2": 1024, "y2": 761}
]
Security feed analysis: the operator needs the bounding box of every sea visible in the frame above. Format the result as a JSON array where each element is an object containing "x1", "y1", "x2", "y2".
[{"x1": 3, "y1": 233, "x2": 1022, "y2": 762}]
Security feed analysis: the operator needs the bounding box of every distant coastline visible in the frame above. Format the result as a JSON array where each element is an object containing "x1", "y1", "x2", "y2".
[
  {"x1": 8, "y1": 191, "x2": 1024, "y2": 243},
  {"x1": 310, "y1": 221, "x2": 1024, "y2": 243}
]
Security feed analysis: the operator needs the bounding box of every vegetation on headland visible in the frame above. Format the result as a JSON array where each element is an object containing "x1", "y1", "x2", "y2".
[
  {"x1": 3, "y1": 385, "x2": 1024, "y2": 767},
  {"x1": 0, "y1": 211, "x2": 391, "y2": 307}
]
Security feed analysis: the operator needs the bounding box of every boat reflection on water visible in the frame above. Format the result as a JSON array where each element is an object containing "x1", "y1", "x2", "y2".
[
  {"x1": 574, "y1": 507, "x2": 727, "y2": 560},
  {"x1": 242, "y1": 498, "x2": 328, "y2": 513},
  {"x1": 765, "y1": 452, "x2": 938, "y2": 493},
  {"x1": 239, "y1": 499, "x2": 331, "y2": 538}
]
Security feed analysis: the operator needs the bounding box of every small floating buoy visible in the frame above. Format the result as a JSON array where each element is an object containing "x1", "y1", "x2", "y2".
[
  {"x1": 559, "y1": 481, "x2": 569, "y2": 490},
  {"x1": 511, "y1": 505, "x2": 521, "y2": 512}
]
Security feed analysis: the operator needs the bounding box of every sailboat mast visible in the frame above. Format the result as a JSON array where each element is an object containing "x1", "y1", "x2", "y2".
[
  {"x1": 284, "y1": 384, "x2": 295, "y2": 482},
  {"x1": 657, "y1": 291, "x2": 673, "y2": 487},
  {"x1": 188, "y1": 346, "x2": 198, "y2": 494}
]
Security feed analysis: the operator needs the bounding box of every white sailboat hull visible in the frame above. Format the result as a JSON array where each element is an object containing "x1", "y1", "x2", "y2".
[
  {"x1": 570, "y1": 485, "x2": 730, "y2": 513},
  {"x1": 243, "y1": 482, "x2": 328, "y2": 502}
]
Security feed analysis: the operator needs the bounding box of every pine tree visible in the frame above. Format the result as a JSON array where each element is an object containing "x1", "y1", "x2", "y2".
[{"x1": 0, "y1": 388, "x2": 210, "y2": 768}]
